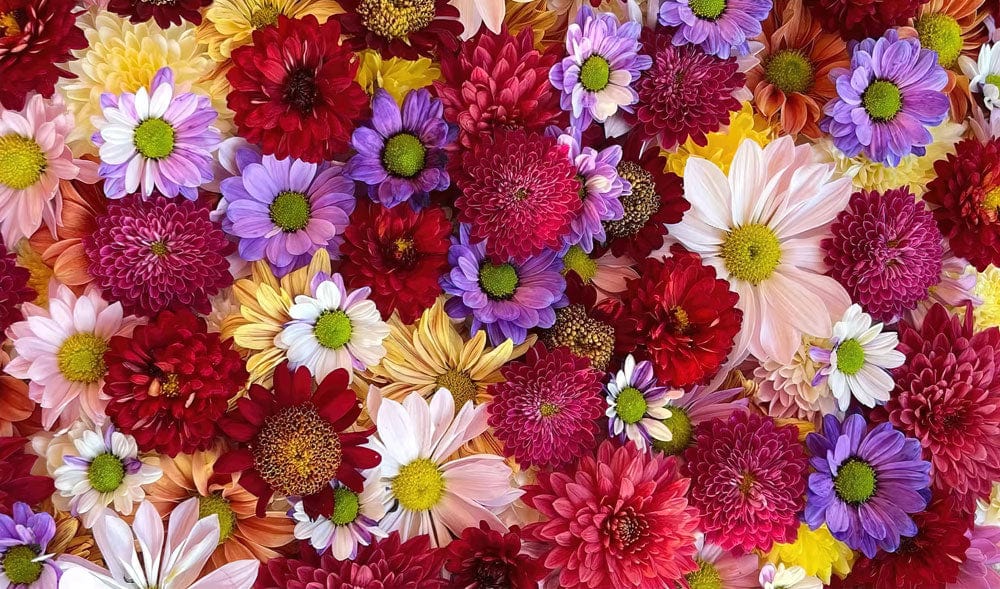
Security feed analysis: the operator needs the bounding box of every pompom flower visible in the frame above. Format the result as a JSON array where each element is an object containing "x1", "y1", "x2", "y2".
[
  {"x1": 652, "y1": 383, "x2": 748, "y2": 456},
  {"x1": 657, "y1": 0, "x2": 772, "y2": 58},
  {"x1": 0, "y1": 242, "x2": 34, "y2": 336},
  {"x1": 443, "y1": 522, "x2": 547, "y2": 589},
  {"x1": 805, "y1": 0, "x2": 926, "y2": 40},
  {"x1": 107, "y1": 0, "x2": 212, "y2": 28}
]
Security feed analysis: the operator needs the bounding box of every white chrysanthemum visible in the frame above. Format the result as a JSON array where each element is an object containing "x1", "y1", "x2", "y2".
[{"x1": 290, "y1": 470, "x2": 389, "y2": 560}]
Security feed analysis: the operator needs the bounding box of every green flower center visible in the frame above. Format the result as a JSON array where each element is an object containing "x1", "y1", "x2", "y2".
[
  {"x1": 1, "y1": 545, "x2": 42, "y2": 585},
  {"x1": 0, "y1": 134, "x2": 46, "y2": 190},
  {"x1": 57, "y1": 332, "x2": 108, "y2": 384},
  {"x1": 381, "y1": 132, "x2": 426, "y2": 178},
  {"x1": 834, "y1": 458, "x2": 877, "y2": 504},
  {"x1": 579, "y1": 55, "x2": 612, "y2": 92},
  {"x1": 436, "y1": 369, "x2": 478, "y2": 410},
  {"x1": 331, "y1": 486, "x2": 361, "y2": 526},
  {"x1": 133, "y1": 118, "x2": 176, "y2": 160},
  {"x1": 983, "y1": 186, "x2": 1000, "y2": 211},
  {"x1": 479, "y1": 263, "x2": 519, "y2": 300},
  {"x1": 88, "y1": 452, "x2": 126, "y2": 494},
  {"x1": 313, "y1": 310, "x2": 353, "y2": 350},
  {"x1": 688, "y1": 0, "x2": 725, "y2": 19},
  {"x1": 249, "y1": 4, "x2": 280, "y2": 28},
  {"x1": 720, "y1": 223, "x2": 781, "y2": 285},
  {"x1": 561, "y1": 245, "x2": 598, "y2": 283},
  {"x1": 765, "y1": 49, "x2": 815, "y2": 94},
  {"x1": 653, "y1": 406, "x2": 692, "y2": 455},
  {"x1": 986, "y1": 74, "x2": 1000, "y2": 87},
  {"x1": 615, "y1": 386, "x2": 648, "y2": 425},
  {"x1": 198, "y1": 493, "x2": 237, "y2": 543},
  {"x1": 836, "y1": 338, "x2": 865, "y2": 376},
  {"x1": 862, "y1": 80, "x2": 903, "y2": 122},
  {"x1": 269, "y1": 191, "x2": 311, "y2": 232},
  {"x1": 392, "y1": 458, "x2": 445, "y2": 512},
  {"x1": 150, "y1": 240, "x2": 169, "y2": 257},
  {"x1": 915, "y1": 13, "x2": 963, "y2": 68},
  {"x1": 686, "y1": 559, "x2": 723, "y2": 589}
]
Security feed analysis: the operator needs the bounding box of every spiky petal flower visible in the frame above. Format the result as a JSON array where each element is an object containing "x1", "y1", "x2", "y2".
[
  {"x1": 0, "y1": 242, "x2": 33, "y2": 336},
  {"x1": 443, "y1": 523, "x2": 547, "y2": 589}
]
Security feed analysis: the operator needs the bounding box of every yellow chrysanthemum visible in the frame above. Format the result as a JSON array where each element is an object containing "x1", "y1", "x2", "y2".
[
  {"x1": 975, "y1": 265, "x2": 1000, "y2": 330},
  {"x1": 355, "y1": 50, "x2": 441, "y2": 104},
  {"x1": 664, "y1": 102, "x2": 774, "y2": 177},
  {"x1": 766, "y1": 523, "x2": 855, "y2": 584},
  {"x1": 198, "y1": 0, "x2": 342, "y2": 62}
]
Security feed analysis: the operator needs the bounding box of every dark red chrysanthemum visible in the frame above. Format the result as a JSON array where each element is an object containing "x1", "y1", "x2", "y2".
[
  {"x1": 0, "y1": 437, "x2": 53, "y2": 512},
  {"x1": 524, "y1": 440, "x2": 700, "y2": 589},
  {"x1": 683, "y1": 412, "x2": 808, "y2": 553},
  {"x1": 83, "y1": 195, "x2": 234, "y2": 318},
  {"x1": 805, "y1": 0, "x2": 926, "y2": 40},
  {"x1": 215, "y1": 362, "x2": 380, "y2": 517},
  {"x1": 339, "y1": 199, "x2": 451, "y2": 324},
  {"x1": 336, "y1": 0, "x2": 462, "y2": 59},
  {"x1": 924, "y1": 137, "x2": 1000, "y2": 272},
  {"x1": 227, "y1": 15, "x2": 368, "y2": 163},
  {"x1": 0, "y1": 243, "x2": 33, "y2": 336},
  {"x1": 435, "y1": 28, "x2": 562, "y2": 150},
  {"x1": 488, "y1": 344, "x2": 604, "y2": 470},
  {"x1": 456, "y1": 128, "x2": 580, "y2": 263},
  {"x1": 103, "y1": 309, "x2": 248, "y2": 457},
  {"x1": 632, "y1": 29, "x2": 744, "y2": 150},
  {"x1": 443, "y1": 522, "x2": 547, "y2": 589},
  {"x1": 823, "y1": 188, "x2": 943, "y2": 323},
  {"x1": 871, "y1": 304, "x2": 1000, "y2": 514},
  {"x1": 106, "y1": 0, "x2": 212, "y2": 27},
  {"x1": 0, "y1": 0, "x2": 86, "y2": 110}
]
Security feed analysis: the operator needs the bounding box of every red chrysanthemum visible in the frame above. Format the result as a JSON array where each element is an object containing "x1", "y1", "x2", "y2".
[
  {"x1": 0, "y1": 437, "x2": 53, "y2": 512},
  {"x1": 83, "y1": 195, "x2": 234, "y2": 318},
  {"x1": 336, "y1": 0, "x2": 462, "y2": 59},
  {"x1": 456, "y1": 128, "x2": 581, "y2": 263},
  {"x1": 871, "y1": 304, "x2": 1000, "y2": 514},
  {"x1": 487, "y1": 344, "x2": 604, "y2": 470},
  {"x1": 339, "y1": 199, "x2": 451, "y2": 324},
  {"x1": 805, "y1": 0, "x2": 926, "y2": 40},
  {"x1": 924, "y1": 137, "x2": 1000, "y2": 272},
  {"x1": 435, "y1": 27, "x2": 562, "y2": 150},
  {"x1": 682, "y1": 412, "x2": 808, "y2": 553},
  {"x1": 0, "y1": 0, "x2": 86, "y2": 110},
  {"x1": 443, "y1": 522, "x2": 547, "y2": 589},
  {"x1": 227, "y1": 15, "x2": 368, "y2": 163},
  {"x1": 215, "y1": 362, "x2": 380, "y2": 517},
  {"x1": 632, "y1": 29, "x2": 744, "y2": 150},
  {"x1": 524, "y1": 440, "x2": 700, "y2": 589},
  {"x1": 823, "y1": 188, "x2": 943, "y2": 323},
  {"x1": 106, "y1": 0, "x2": 212, "y2": 27},
  {"x1": 103, "y1": 309, "x2": 248, "y2": 457},
  {"x1": 0, "y1": 242, "x2": 33, "y2": 336}
]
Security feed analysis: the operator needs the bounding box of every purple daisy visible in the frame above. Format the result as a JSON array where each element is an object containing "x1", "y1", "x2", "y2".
[
  {"x1": 548, "y1": 5, "x2": 652, "y2": 130},
  {"x1": 552, "y1": 129, "x2": 626, "y2": 252},
  {"x1": 604, "y1": 354, "x2": 678, "y2": 451},
  {"x1": 657, "y1": 0, "x2": 772, "y2": 58},
  {"x1": 93, "y1": 67, "x2": 220, "y2": 200},
  {"x1": 345, "y1": 88, "x2": 450, "y2": 209},
  {"x1": 440, "y1": 224, "x2": 568, "y2": 345},
  {"x1": 220, "y1": 150, "x2": 356, "y2": 277},
  {"x1": 821, "y1": 30, "x2": 950, "y2": 166},
  {"x1": 0, "y1": 502, "x2": 60, "y2": 588},
  {"x1": 805, "y1": 413, "x2": 932, "y2": 558}
]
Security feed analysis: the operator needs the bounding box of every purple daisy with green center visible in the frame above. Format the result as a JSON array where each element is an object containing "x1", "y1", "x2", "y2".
[
  {"x1": 0, "y1": 502, "x2": 60, "y2": 588},
  {"x1": 552, "y1": 129, "x2": 626, "y2": 252},
  {"x1": 657, "y1": 0, "x2": 771, "y2": 58}
]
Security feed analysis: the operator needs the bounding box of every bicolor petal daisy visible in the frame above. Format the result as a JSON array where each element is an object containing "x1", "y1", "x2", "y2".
[
  {"x1": 604, "y1": 355, "x2": 679, "y2": 451},
  {"x1": 290, "y1": 470, "x2": 390, "y2": 560}
]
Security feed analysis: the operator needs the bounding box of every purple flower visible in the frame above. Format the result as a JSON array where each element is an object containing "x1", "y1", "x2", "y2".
[
  {"x1": 657, "y1": 0, "x2": 771, "y2": 58},
  {"x1": 805, "y1": 413, "x2": 932, "y2": 558},
  {"x1": 220, "y1": 149, "x2": 355, "y2": 277},
  {"x1": 553, "y1": 129, "x2": 625, "y2": 252},
  {"x1": 345, "y1": 88, "x2": 450, "y2": 209},
  {"x1": 548, "y1": 5, "x2": 652, "y2": 129},
  {"x1": 440, "y1": 224, "x2": 567, "y2": 345},
  {"x1": 0, "y1": 502, "x2": 60, "y2": 588},
  {"x1": 821, "y1": 30, "x2": 950, "y2": 166}
]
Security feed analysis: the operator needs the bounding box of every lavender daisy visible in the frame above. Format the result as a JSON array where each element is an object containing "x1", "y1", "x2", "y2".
[
  {"x1": 0, "y1": 503, "x2": 60, "y2": 588},
  {"x1": 93, "y1": 67, "x2": 220, "y2": 200},
  {"x1": 805, "y1": 413, "x2": 932, "y2": 558},
  {"x1": 548, "y1": 5, "x2": 652, "y2": 130},
  {"x1": 657, "y1": 0, "x2": 772, "y2": 58},
  {"x1": 821, "y1": 30, "x2": 950, "y2": 166},
  {"x1": 440, "y1": 224, "x2": 567, "y2": 346},
  {"x1": 604, "y1": 354, "x2": 678, "y2": 451},
  {"x1": 554, "y1": 129, "x2": 626, "y2": 252},
  {"x1": 345, "y1": 88, "x2": 450, "y2": 209}
]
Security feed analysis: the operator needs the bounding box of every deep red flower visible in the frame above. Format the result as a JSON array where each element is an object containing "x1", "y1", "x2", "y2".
[
  {"x1": 215, "y1": 362, "x2": 380, "y2": 517},
  {"x1": 0, "y1": 242, "x2": 33, "y2": 336},
  {"x1": 336, "y1": 0, "x2": 462, "y2": 59},
  {"x1": 103, "y1": 309, "x2": 248, "y2": 457},
  {"x1": 339, "y1": 199, "x2": 451, "y2": 324},
  {"x1": 226, "y1": 15, "x2": 368, "y2": 163},
  {"x1": 0, "y1": 0, "x2": 86, "y2": 110},
  {"x1": 0, "y1": 437, "x2": 53, "y2": 512},
  {"x1": 805, "y1": 0, "x2": 926, "y2": 40},
  {"x1": 106, "y1": 0, "x2": 212, "y2": 27},
  {"x1": 443, "y1": 522, "x2": 546, "y2": 589}
]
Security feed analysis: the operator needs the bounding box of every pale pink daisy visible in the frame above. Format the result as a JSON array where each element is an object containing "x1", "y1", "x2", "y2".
[{"x1": 684, "y1": 535, "x2": 760, "y2": 588}]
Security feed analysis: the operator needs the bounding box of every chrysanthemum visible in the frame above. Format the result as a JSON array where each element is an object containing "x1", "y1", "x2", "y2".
[
  {"x1": 0, "y1": 503, "x2": 60, "y2": 588},
  {"x1": 355, "y1": 50, "x2": 441, "y2": 104},
  {"x1": 0, "y1": 437, "x2": 53, "y2": 513},
  {"x1": 443, "y1": 523, "x2": 546, "y2": 589},
  {"x1": 664, "y1": 102, "x2": 774, "y2": 176},
  {"x1": 525, "y1": 440, "x2": 701, "y2": 589},
  {"x1": 197, "y1": 0, "x2": 342, "y2": 62},
  {"x1": 975, "y1": 266, "x2": 1000, "y2": 329},
  {"x1": 766, "y1": 524, "x2": 855, "y2": 585},
  {"x1": 651, "y1": 383, "x2": 748, "y2": 456},
  {"x1": 805, "y1": 0, "x2": 925, "y2": 40},
  {"x1": 226, "y1": 15, "x2": 368, "y2": 163},
  {"x1": 555, "y1": 132, "x2": 625, "y2": 253},
  {"x1": 0, "y1": 243, "x2": 33, "y2": 336},
  {"x1": 335, "y1": 0, "x2": 463, "y2": 59},
  {"x1": 956, "y1": 524, "x2": 1000, "y2": 589},
  {"x1": 754, "y1": 335, "x2": 837, "y2": 424},
  {"x1": 290, "y1": 471, "x2": 388, "y2": 560},
  {"x1": 604, "y1": 355, "x2": 678, "y2": 451},
  {"x1": 107, "y1": 0, "x2": 213, "y2": 27},
  {"x1": 0, "y1": 354, "x2": 32, "y2": 438},
  {"x1": 658, "y1": 0, "x2": 771, "y2": 58},
  {"x1": 683, "y1": 412, "x2": 808, "y2": 552},
  {"x1": 684, "y1": 537, "x2": 760, "y2": 589}
]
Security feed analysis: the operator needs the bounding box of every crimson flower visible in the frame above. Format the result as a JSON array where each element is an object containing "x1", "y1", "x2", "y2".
[
  {"x1": 0, "y1": 437, "x2": 53, "y2": 512},
  {"x1": 443, "y1": 522, "x2": 546, "y2": 589},
  {"x1": 106, "y1": 0, "x2": 212, "y2": 27},
  {"x1": 336, "y1": 0, "x2": 462, "y2": 59}
]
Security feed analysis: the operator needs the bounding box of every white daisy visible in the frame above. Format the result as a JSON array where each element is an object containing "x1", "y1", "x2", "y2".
[
  {"x1": 290, "y1": 470, "x2": 390, "y2": 560},
  {"x1": 960, "y1": 42, "x2": 1000, "y2": 110},
  {"x1": 759, "y1": 563, "x2": 822, "y2": 589},
  {"x1": 604, "y1": 355, "x2": 678, "y2": 451}
]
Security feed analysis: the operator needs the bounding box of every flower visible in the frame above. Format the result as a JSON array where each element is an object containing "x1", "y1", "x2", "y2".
[
  {"x1": 754, "y1": 335, "x2": 838, "y2": 423},
  {"x1": 664, "y1": 102, "x2": 774, "y2": 176},
  {"x1": 651, "y1": 383, "x2": 748, "y2": 456},
  {"x1": 657, "y1": 0, "x2": 772, "y2": 58},
  {"x1": 346, "y1": 89, "x2": 450, "y2": 208},
  {"x1": 822, "y1": 30, "x2": 949, "y2": 167},
  {"x1": 976, "y1": 265, "x2": 1000, "y2": 329},
  {"x1": 355, "y1": 50, "x2": 441, "y2": 104},
  {"x1": 226, "y1": 15, "x2": 368, "y2": 163},
  {"x1": 443, "y1": 522, "x2": 546, "y2": 589},
  {"x1": 52, "y1": 424, "x2": 162, "y2": 528},
  {"x1": 220, "y1": 151, "x2": 356, "y2": 278},
  {"x1": 335, "y1": 0, "x2": 463, "y2": 60},
  {"x1": 0, "y1": 243, "x2": 33, "y2": 336},
  {"x1": 906, "y1": 246, "x2": 980, "y2": 328},
  {"x1": 0, "y1": 503, "x2": 60, "y2": 588},
  {"x1": 107, "y1": 0, "x2": 212, "y2": 27},
  {"x1": 766, "y1": 524, "x2": 855, "y2": 584},
  {"x1": 683, "y1": 412, "x2": 808, "y2": 552},
  {"x1": 0, "y1": 438, "x2": 53, "y2": 512},
  {"x1": 960, "y1": 41, "x2": 1000, "y2": 112},
  {"x1": 0, "y1": 355, "x2": 32, "y2": 438},
  {"x1": 759, "y1": 564, "x2": 823, "y2": 589},
  {"x1": 524, "y1": 440, "x2": 701, "y2": 589},
  {"x1": 683, "y1": 537, "x2": 760, "y2": 589},
  {"x1": 604, "y1": 355, "x2": 678, "y2": 451},
  {"x1": 555, "y1": 132, "x2": 625, "y2": 253},
  {"x1": 955, "y1": 525, "x2": 1000, "y2": 589},
  {"x1": 197, "y1": 0, "x2": 341, "y2": 62},
  {"x1": 540, "y1": 279, "x2": 617, "y2": 370},
  {"x1": 440, "y1": 225, "x2": 567, "y2": 345},
  {"x1": 214, "y1": 363, "x2": 381, "y2": 516},
  {"x1": 805, "y1": 0, "x2": 926, "y2": 40},
  {"x1": 548, "y1": 6, "x2": 651, "y2": 129},
  {"x1": 290, "y1": 471, "x2": 389, "y2": 560},
  {"x1": 666, "y1": 137, "x2": 852, "y2": 363},
  {"x1": 487, "y1": 344, "x2": 604, "y2": 468}
]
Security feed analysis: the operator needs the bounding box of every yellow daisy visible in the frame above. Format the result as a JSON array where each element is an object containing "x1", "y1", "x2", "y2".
[
  {"x1": 766, "y1": 523, "x2": 855, "y2": 584},
  {"x1": 355, "y1": 50, "x2": 441, "y2": 105},
  {"x1": 975, "y1": 265, "x2": 1000, "y2": 330},
  {"x1": 198, "y1": 0, "x2": 342, "y2": 62},
  {"x1": 663, "y1": 102, "x2": 774, "y2": 177},
  {"x1": 504, "y1": 0, "x2": 560, "y2": 49}
]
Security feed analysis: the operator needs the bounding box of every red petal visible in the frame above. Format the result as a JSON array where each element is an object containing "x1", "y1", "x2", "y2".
[{"x1": 213, "y1": 448, "x2": 254, "y2": 474}]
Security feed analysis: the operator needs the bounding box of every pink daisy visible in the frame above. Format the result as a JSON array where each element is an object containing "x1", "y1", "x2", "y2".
[{"x1": 684, "y1": 536, "x2": 760, "y2": 588}]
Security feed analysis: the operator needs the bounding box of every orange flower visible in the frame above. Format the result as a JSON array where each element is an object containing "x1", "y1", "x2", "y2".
[
  {"x1": 0, "y1": 349, "x2": 35, "y2": 437},
  {"x1": 28, "y1": 178, "x2": 106, "y2": 292}
]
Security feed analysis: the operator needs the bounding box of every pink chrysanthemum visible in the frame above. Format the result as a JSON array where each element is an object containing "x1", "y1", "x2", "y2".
[
  {"x1": 0, "y1": 242, "x2": 33, "y2": 336},
  {"x1": 683, "y1": 411, "x2": 808, "y2": 553},
  {"x1": 524, "y1": 440, "x2": 701, "y2": 589},
  {"x1": 487, "y1": 344, "x2": 604, "y2": 469}
]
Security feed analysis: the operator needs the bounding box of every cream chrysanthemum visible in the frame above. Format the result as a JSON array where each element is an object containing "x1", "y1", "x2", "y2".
[
  {"x1": 198, "y1": 0, "x2": 341, "y2": 62},
  {"x1": 766, "y1": 523, "x2": 854, "y2": 584},
  {"x1": 975, "y1": 265, "x2": 1000, "y2": 330},
  {"x1": 355, "y1": 50, "x2": 442, "y2": 105},
  {"x1": 664, "y1": 102, "x2": 774, "y2": 177}
]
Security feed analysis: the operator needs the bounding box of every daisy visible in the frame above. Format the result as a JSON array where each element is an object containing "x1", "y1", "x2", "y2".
[
  {"x1": 604, "y1": 355, "x2": 678, "y2": 451},
  {"x1": 658, "y1": 0, "x2": 772, "y2": 58},
  {"x1": 960, "y1": 42, "x2": 1000, "y2": 111},
  {"x1": 0, "y1": 502, "x2": 61, "y2": 588},
  {"x1": 197, "y1": 0, "x2": 341, "y2": 62},
  {"x1": 684, "y1": 535, "x2": 759, "y2": 588},
  {"x1": 289, "y1": 471, "x2": 390, "y2": 560},
  {"x1": 759, "y1": 564, "x2": 822, "y2": 589}
]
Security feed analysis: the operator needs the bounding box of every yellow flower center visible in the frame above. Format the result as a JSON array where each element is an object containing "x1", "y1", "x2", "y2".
[
  {"x1": 984, "y1": 186, "x2": 1000, "y2": 212},
  {"x1": 88, "y1": 453, "x2": 126, "y2": 494},
  {"x1": 382, "y1": 132, "x2": 426, "y2": 178},
  {"x1": 688, "y1": 0, "x2": 725, "y2": 19},
  {"x1": 435, "y1": 369, "x2": 478, "y2": 409},
  {"x1": 579, "y1": 55, "x2": 611, "y2": 92},
  {"x1": 615, "y1": 386, "x2": 648, "y2": 425},
  {"x1": 0, "y1": 134, "x2": 46, "y2": 190},
  {"x1": 1, "y1": 545, "x2": 42, "y2": 585},
  {"x1": 313, "y1": 310, "x2": 353, "y2": 350},
  {"x1": 330, "y1": 486, "x2": 361, "y2": 525},
  {"x1": 252, "y1": 404, "x2": 343, "y2": 496},
  {"x1": 765, "y1": 49, "x2": 815, "y2": 94},
  {"x1": 150, "y1": 240, "x2": 170, "y2": 257},
  {"x1": 391, "y1": 458, "x2": 445, "y2": 511},
  {"x1": 836, "y1": 338, "x2": 865, "y2": 376},
  {"x1": 57, "y1": 333, "x2": 109, "y2": 384},
  {"x1": 269, "y1": 190, "x2": 312, "y2": 232},
  {"x1": 987, "y1": 74, "x2": 1000, "y2": 88},
  {"x1": 249, "y1": 3, "x2": 281, "y2": 28},
  {"x1": 198, "y1": 493, "x2": 237, "y2": 543},
  {"x1": 862, "y1": 80, "x2": 903, "y2": 122},
  {"x1": 834, "y1": 458, "x2": 877, "y2": 504},
  {"x1": 133, "y1": 118, "x2": 176, "y2": 160},
  {"x1": 539, "y1": 402, "x2": 560, "y2": 417},
  {"x1": 686, "y1": 559, "x2": 723, "y2": 589},
  {"x1": 914, "y1": 13, "x2": 963, "y2": 68},
  {"x1": 356, "y1": 0, "x2": 436, "y2": 39},
  {"x1": 720, "y1": 223, "x2": 781, "y2": 284},
  {"x1": 0, "y1": 11, "x2": 23, "y2": 37},
  {"x1": 479, "y1": 263, "x2": 519, "y2": 300}
]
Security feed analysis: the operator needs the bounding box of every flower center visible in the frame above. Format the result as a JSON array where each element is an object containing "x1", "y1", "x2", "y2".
[
  {"x1": 479, "y1": 262, "x2": 519, "y2": 300},
  {"x1": 391, "y1": 458, "x2": 445, "y2": 512},
  {"x1": 737, "y1": 471, "x2": 756, "y2": 495},
  {"x1": 720, "y1": 223, "x2": 781, "y2": 285},
  {"x1": 57, "y1": 333, "x2": 109, "y2": 384},
  {"x1": 330, "y1": 486, "x2": 361, "y2": 525},
  {"x1": 269, "y1": 190, "x2": 311, "y2": 232},
  {"x1": 388, "y1": 237, "x2": 418, "y2": 268},
  {"x1": 606, "y1": 161, "x2": 660, "y2": 240},
  {"x1": 473, "y1": 563, "x2": 511, "y2": 587},
  {"x1": 0, "y1": 11, "x2": 24, "y2": 37},
  {"x1": 283, "y1": 67, "x2": 319, "y2": 113},
  {"x1": 542, "y1": 305, "x2": 616, "y2": 371},
  {"x1": 198, "y1": 493, "x2": 237, "y2": 543},
  {"x1": 313, "y1": 310, "x2": 353, "y2": 350},
  {"x1": 765, "y1": 49, "x2": 815, "y2": 94},
  {"x1": 249, "y1": 3, "x2": 280, "y2": 28},
  {"x1": 914, "y1": 13, "x2": 963, "y2": 67},
  {"x1": 156, "y1": 373, "x2": 181, "y2": 397},
  {"x1": 150, "y1": 239, "x2": 170, "y2": 257},
  {"x1": 435, "y1": 369, "x2": 478, "y2": 410},
  {"x1": 653, "y1": 406, "x2": 692, "y2": 455},
  {"x1": 686, "y1": 559, "x2": 723, "y2": 589},
  {"x1": 1, "y1": 545, "x2": 42, "y2": 585},
  {"x1": 667, "y1": 306, "x2": 690, "y2": 334},
  {"x1": 561, "y1": 245, "x2": 598, "y2": 283},
  {"x1": 252, "y1": 404, "x2": 343, "y2": 496},
  {"x1": 133, "y1": 118, "x2": 176, "y2": 160},
  {"x1": 579, "y1": 55, "x2": 612, "y2": 92},
  {"x1": 615, "y1": 386, "x2": 648, "y2": 425},
  {"x1": 356, "y1": 0, "x2": 436, "y2": 39},
  {"x1": 983, "y1": 186, "x2": 1000, "y2": 211},
  {"x1": 539, "y1": 402, "x2": 560, "y2": 417},
  {"x1": 835, "y1": 338, "x2": 865, "y2": 376},
  {"x1": 987, "y1": 74, "x2": 1000, "y2": 88},
  {"x1": 88, "y1": 453, "x2": 126, "y2": 493},
  {"x1": 607, "y1": 508, "x2": 648, "y2": 551},
  {"x1": 0, "y1": 134, "x2": 46, "y2": 190},
  {"x1": 862, "y1": 80, "x2": 903, "y2": 122},
  {"x1": 834, "y1": 458, "x2": 877, "y2": 504},
  {"x1": 381, "y1": 132, "x2": 426, "y2": 178},
  {"x1": 688, "y1": 0, "x2": 725, "y2": 20}
]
